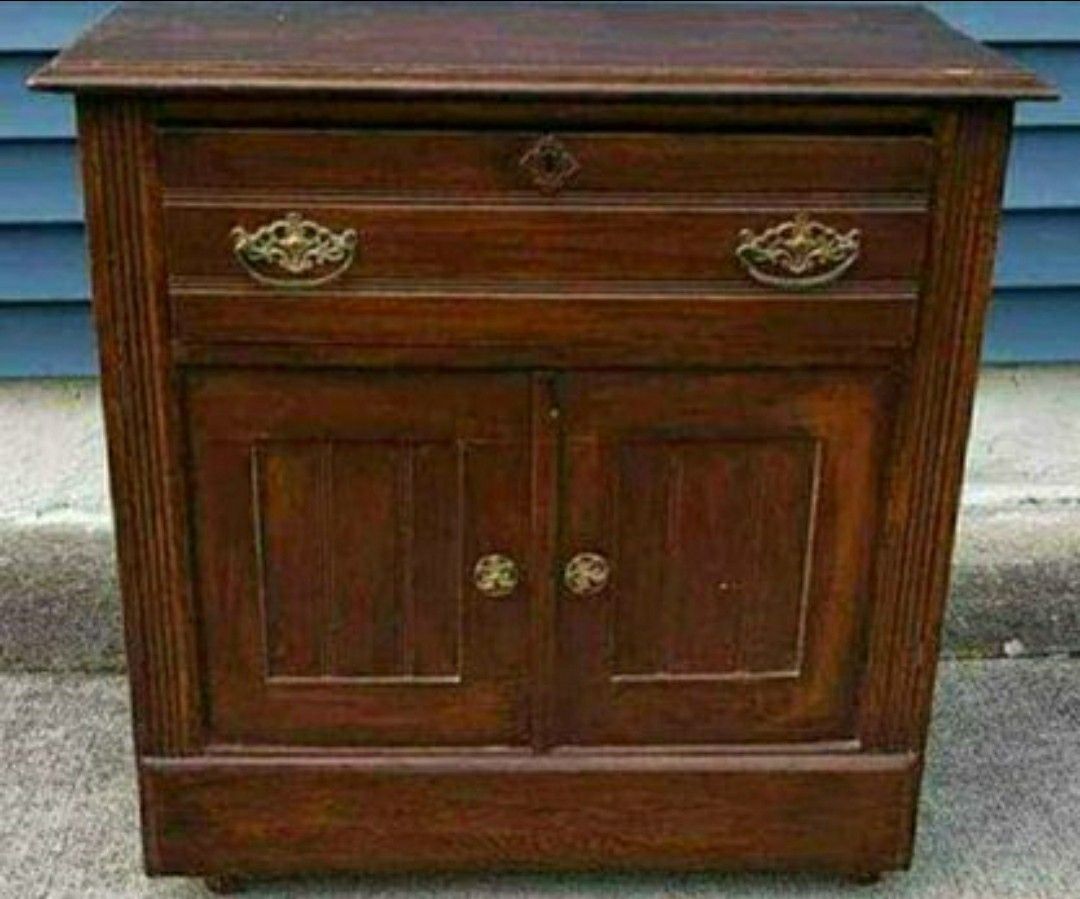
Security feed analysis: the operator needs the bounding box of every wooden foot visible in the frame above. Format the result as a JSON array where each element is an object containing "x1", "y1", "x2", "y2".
[
  {"x1": 849, "y1": 871, "x2": 883, "y2": 886},
  {"x1": 204, "y1": 875, "x2": 247, "y2": 895}
]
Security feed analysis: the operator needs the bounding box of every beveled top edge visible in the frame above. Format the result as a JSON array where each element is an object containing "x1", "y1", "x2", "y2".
[{"x1": 29, "y1": 2, "x2": 1057, "y2": 101}]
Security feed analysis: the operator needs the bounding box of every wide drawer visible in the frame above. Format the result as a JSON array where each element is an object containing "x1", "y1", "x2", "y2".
[
  {"x1": 164, "y1": 203, "x2": 927, "y2": 289},
  {"x1": 159, "y1": 128, "x2": 933, "y2": 198}
]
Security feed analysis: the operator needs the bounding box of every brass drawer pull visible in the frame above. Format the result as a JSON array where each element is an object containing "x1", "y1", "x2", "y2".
[
  {"x1": 735, "y1": 212, "x2": 861, "y2": 290},
  {"x1": 564, "y1": 552, "x2": 611, "y2": 597},
  {"x1": 473, "y1": 554, "x2": 520, "y2": 598},
  {"x1": 230, "y1": 212, "x2": 358, "y2": 288}
]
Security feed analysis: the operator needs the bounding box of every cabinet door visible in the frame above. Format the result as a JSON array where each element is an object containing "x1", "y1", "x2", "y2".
[
  {"x1": 555, "y1": 371, "x2": 895, "y2": 746},
  {"x1": 187, "y1": 371, "x2": 532, "y2": 747}
]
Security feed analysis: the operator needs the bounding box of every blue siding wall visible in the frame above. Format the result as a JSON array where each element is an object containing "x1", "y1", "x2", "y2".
[
  {"x1": 0, "y1": 1, "x2": 1078, "y2": 375},
  {"x1": 0, "y1": 2, "x2": 110, "y2": 376}
]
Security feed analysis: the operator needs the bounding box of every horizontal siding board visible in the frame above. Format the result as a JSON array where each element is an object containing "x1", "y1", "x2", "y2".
[
  {"x1": 0, "y1": 1, "x2": 115, "y2": 52},
  {"x1": 996, "y1": 211, "x2": 1080, "y2": 288},
  {"x1": 0, "y1": 53, "x2": 75, "y2": 138},
  {"x1": 1004, "y1": 129, "x2": 1080, "y2": 210},
  {"x1": 0, "y1": 141, "x2": 81, "y2": 223},
  {"x1": 0, "y1": 224, "x2": 87, "y2": 301},
  {"x1": 0, "y1": 303, "x2": 95, "y2": 375},
  {"x1": 985, "y1": 290, "x2": 1080, "y2": 362}
]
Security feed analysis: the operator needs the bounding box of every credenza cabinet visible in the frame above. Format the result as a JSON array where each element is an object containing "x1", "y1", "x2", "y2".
[{"x1": 32, "y1": 1, "x2": 1051, "y2": 886}]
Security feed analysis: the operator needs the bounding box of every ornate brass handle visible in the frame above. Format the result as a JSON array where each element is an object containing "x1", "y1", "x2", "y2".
[
  {"x1": 564, "y1": 552, "x2": 611, "y2": 597},
  {"x1": 230, "y1": 212, "x2": 358, "y2": 288},
  {"x1": 473, "y1": 554, "x2": 520, "y2": 598},
  {"x1": 735, "y1": 212, "x2": 860, "y2": 290}
]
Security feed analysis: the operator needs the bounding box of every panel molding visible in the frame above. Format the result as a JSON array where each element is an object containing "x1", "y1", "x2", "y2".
[
  {"x1": 609, "y1": 434, "x2": 820, "y2": 681},
  {"x1": 251, "y1": 437, "x2": 467, "y2": 682}
]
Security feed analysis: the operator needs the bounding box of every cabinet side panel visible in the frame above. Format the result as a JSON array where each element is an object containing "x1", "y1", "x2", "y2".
[
  {"x1": 78, "y1": 97, "x2": 201, "y2": 755},
  {"x1": 861, "y1": 104, "x2": 1012, "y2": 753}
]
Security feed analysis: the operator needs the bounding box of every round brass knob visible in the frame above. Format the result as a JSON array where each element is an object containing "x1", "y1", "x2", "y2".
[
  {"x1": 564, "y1": 552, "x2": 611, "y2": 597},
  {"x1": 473, "y1": 553, "x2": 520, "y2": 598}
]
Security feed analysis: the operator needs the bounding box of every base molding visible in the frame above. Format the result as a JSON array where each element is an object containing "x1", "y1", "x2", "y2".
[{"x1": 142, "y1": 751, "x2": 917, "y2": 875}]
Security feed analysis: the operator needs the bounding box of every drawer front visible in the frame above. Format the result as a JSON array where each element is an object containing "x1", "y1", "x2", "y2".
[
  {"x1": 160, "y1": 129, "x2": 933, "y2": 198},
  {"x1": 164, "y1": 203, "x2": 926, "y2": 288}
]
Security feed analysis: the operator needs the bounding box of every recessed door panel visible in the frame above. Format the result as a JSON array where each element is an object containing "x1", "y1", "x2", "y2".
[
  {"x1": 555, "y1": 371, "x2": 895, "y2": 746},
  {"x1": 255, "y1": 438, "x2": 466, "y2": 680},
  {"x1": 612, "y1": 437, "x2": 818, "y2": 680}
]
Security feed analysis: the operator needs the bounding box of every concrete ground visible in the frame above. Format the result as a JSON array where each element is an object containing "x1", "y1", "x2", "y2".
[{"x1": 2, "y1": 658, "x2": 1078, "y2": 899}]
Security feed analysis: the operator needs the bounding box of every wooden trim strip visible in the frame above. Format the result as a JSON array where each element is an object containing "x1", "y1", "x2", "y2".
[
  {"x1": 141, "y1": 752, "x2": 917, "y2": 875},
  {"x1": 859, "y1": 104, "x2": 1014, "y2": 752},
  {"x1": 78, "y1": 97, "x2": 202, "y2": 755}
]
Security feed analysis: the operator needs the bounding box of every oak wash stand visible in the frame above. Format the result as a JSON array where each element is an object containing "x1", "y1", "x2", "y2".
[{"x1": 32, "y1": 1, "x2": 1052, "y2": 888}]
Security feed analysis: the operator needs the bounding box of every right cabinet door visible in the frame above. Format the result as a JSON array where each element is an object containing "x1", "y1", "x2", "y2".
[{"x1": 555, "y1": 370, "x2": 897, "y2": 746}]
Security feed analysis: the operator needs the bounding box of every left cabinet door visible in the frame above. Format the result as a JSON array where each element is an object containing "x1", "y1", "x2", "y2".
[{"x1": 186, "y1": 371, "x2": 533, "y2": 748}]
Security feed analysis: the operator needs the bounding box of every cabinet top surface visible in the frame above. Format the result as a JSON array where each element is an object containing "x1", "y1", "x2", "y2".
[{"x1": 31, "y1": 1, "x2": 1052, "y2": 100}]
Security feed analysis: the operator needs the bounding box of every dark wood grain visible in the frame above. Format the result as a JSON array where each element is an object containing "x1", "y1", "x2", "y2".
[
  {"x1": 142, "y1": 753, "x2": 917, "y2": 875},
  {"x1": 257, "y1": 441, "x2": 326, "y2": 676},
  {"x1": 156, "y1": 96, "x2": 940, "y2": 132},
  {"x1": 554, "y1": 371, "x2": 895, "y2": 746},
  {"x1": 859, "y1": 106, "x2": 1014, "y2": 756},
  {"x1": 528, "y1": 375, "x2": 560, "y2": 753},
  {"x1": 43, "y1": 0, "x2": 1036, "y2": 882},
  {"x1": 171, "y1": 291, "x2": 918, "y2": 369},
  {"x1": 612, "y1": 437, "x2": 814, "y2": 676},
  {"x1": 77, "y1": 97, "x2": 202, "y2": 755},
  {"x1": 31, "y1": 2, "x2": 1051, "y2": 99},
  {"x1": 164, "y1": 203, "x2": 926, "y2": 287},
  {"x1": 188, "y1": 371, "x2": 533, "y2": 747},
  {"x1": 159, "y1": 130, "x2": 934, "y2": 197}
]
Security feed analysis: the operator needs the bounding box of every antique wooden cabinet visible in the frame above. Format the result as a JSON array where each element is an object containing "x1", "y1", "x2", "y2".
[{"x1": 33, "y1": 1, "x2": 1052, "y2": 885}]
